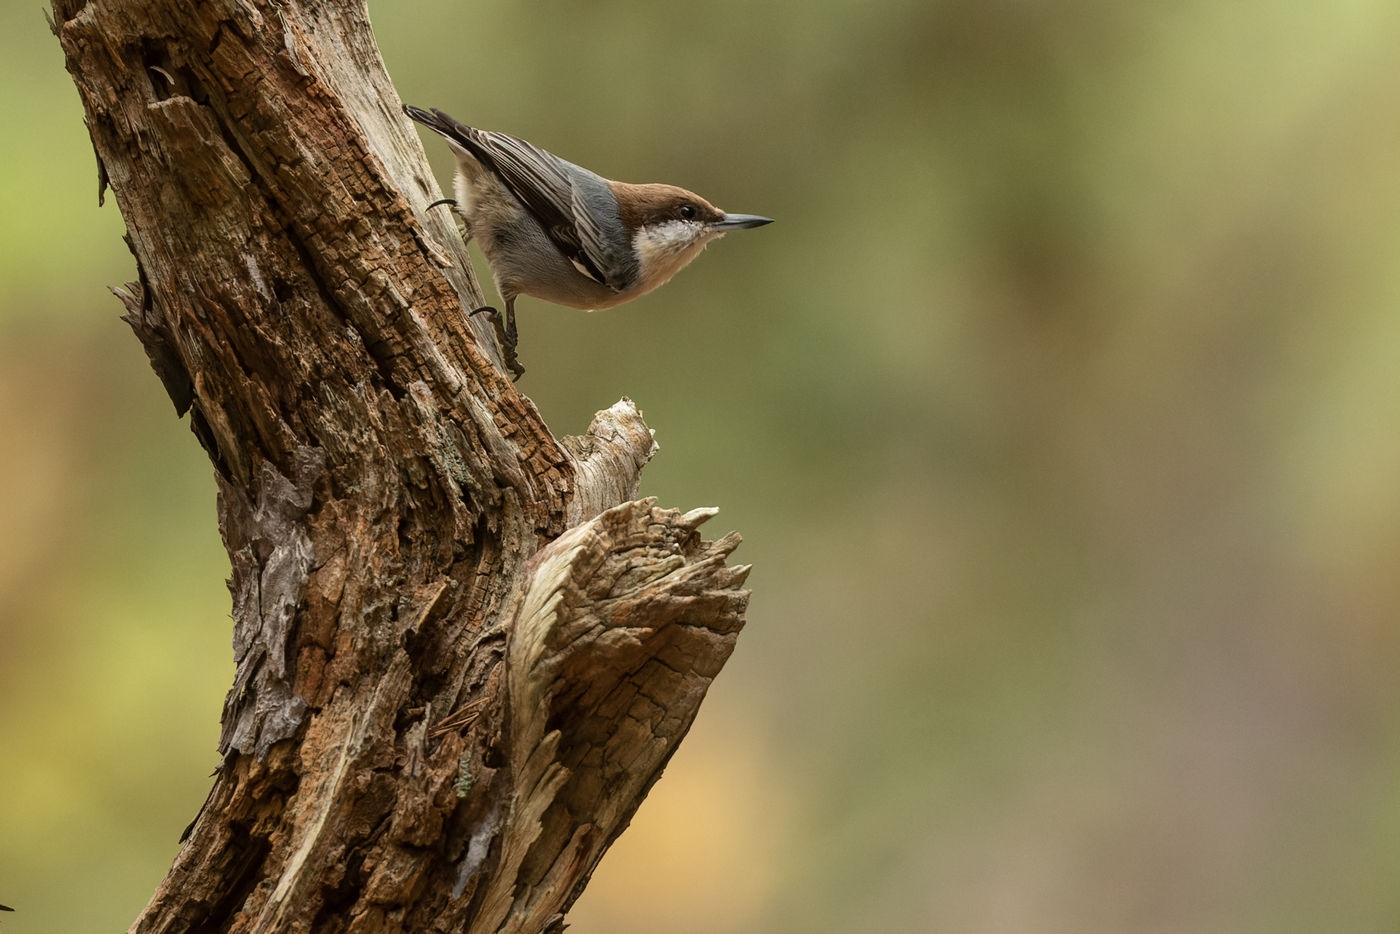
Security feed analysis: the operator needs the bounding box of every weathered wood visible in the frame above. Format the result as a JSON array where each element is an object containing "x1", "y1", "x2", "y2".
[{"x1": 50, "y1": 1, "x2": 749, "y2": 931}]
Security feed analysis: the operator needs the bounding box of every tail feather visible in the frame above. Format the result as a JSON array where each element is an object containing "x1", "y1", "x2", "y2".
[{"x1": 404, "y1": 104, "x2": 476, "y2": 151}]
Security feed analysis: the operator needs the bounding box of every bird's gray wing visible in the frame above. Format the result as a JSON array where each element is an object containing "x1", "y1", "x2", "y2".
[{"x1": 409, "y1": 107, "x2": 623, "y2": 290}]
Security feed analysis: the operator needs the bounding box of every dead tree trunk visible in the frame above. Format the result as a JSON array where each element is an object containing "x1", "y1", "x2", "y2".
[{"x1": 50, "y1": 2, "x2": 749, "y2": 931}]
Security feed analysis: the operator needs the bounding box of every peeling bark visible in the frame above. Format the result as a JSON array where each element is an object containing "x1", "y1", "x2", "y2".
[{"x1": 51, "y1": 1, "x2": 749, "y2": 931}]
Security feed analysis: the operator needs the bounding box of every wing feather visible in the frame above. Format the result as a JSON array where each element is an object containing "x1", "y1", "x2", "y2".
[{"x1": 411, "y1": 108, "x2": 620, "y2": 289}]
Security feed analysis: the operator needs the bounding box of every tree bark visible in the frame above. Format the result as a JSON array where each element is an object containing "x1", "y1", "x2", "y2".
[{"x1": 50, "y1": 1, "x2": 749, "y2": 931}]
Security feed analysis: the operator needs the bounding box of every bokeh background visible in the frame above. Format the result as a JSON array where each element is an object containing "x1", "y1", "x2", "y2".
[{"x1": 5, "y1": 1, "x2": 1400, "y2": 931}]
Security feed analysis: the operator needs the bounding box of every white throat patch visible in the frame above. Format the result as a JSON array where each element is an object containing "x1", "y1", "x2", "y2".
[{"x1": 633, "y1": 221, "x2": 720, "y2": 292}]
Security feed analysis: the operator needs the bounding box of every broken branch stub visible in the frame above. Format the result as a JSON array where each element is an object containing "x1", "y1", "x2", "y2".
[{"x1": 466, "y1": 499, "x2": 750, "y2": 932}]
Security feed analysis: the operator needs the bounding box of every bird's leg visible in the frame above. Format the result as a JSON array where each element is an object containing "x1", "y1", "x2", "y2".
[
  {"x1": 501, "y1": 297, "x2": 523, "y2": 380},
  {"x1": 502, "y1": 298, "x2": 519, "y2": 353},
  {"x1": 469, "y1": 301, "x2": 524, "y2": 380}
]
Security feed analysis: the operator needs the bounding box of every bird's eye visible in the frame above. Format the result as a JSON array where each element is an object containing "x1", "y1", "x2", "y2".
[{"x1": 678, "y1": 204, "x2": 697, "y2": 220}]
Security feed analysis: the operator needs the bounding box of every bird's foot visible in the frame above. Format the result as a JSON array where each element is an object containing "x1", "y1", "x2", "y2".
[{"x1": 470, "y1": 306, "x2": 525, "y2": 381}]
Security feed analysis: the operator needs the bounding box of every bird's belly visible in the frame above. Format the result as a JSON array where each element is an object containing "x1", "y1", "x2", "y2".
[
  {"x1": 517, "y1": 269, "x2": 627, "y2": 311},
  {"x1": 482, "y1": 227, "x2": 628, "y2": 311}
]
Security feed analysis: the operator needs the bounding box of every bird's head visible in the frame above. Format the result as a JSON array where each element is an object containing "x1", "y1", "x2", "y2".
[{"x1": 612, "y1": 182, "x2": 771, "y2": 292}]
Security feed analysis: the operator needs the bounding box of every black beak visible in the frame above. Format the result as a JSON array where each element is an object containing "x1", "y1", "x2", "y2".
[{"x1": 712, "y1": 213, "x2": 774, "y2": 231}]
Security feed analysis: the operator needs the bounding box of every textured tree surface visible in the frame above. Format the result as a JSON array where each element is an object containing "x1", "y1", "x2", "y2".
[{"x1": 50, "y1": 1, "x2": 749, "y2": 931}]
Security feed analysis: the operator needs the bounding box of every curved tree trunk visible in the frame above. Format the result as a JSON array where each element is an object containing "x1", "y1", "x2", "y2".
[{"x1": 49, "y1": 1, "x2": 749, "y2": 931}]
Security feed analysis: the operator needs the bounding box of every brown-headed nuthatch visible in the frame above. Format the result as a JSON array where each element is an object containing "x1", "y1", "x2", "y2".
[{"x1": 406, "y1": 105, "x2": 772, "y2": 378}]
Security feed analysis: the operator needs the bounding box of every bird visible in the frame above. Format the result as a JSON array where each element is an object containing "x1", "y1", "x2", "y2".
[{"x1": 405, "y1": 105, "x2": 772, "y2": 379}]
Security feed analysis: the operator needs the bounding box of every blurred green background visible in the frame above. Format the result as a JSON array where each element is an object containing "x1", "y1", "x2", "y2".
[{"x1": 5, "y1": 1, "x2": 1400, "y2": 931}]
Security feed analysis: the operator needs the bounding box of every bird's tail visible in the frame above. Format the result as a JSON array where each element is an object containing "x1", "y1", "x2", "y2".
[{"x1": 404, "y1": 104, "x2": 477, "y2": 151}]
